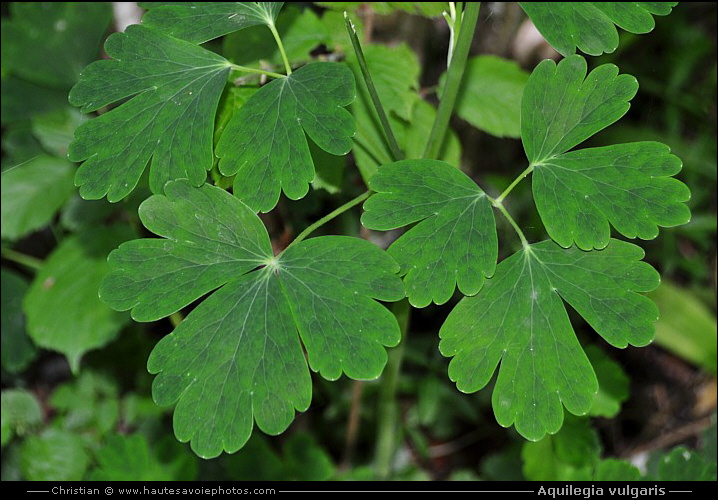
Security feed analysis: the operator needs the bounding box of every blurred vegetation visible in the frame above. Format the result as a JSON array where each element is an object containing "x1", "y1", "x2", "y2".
[{"x1": 1, "y1": 2, "x2": 716, "y2": 481}]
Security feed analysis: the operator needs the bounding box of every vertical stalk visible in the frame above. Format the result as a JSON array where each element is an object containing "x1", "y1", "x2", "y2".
[
  {"x1": 424, "y1": 2, "x2": 481, "y2": 160},
  {"x1": 375, "y1": 299, "x2": 410, "y2": 479},
  {"x1": 344, "y1": 13, "x2": 404, "y2": 162}
]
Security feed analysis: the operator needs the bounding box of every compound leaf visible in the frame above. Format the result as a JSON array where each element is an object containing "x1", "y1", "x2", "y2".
[
  {"x1": 362, "y1": 159, "x2": 497, "y2": 307},
  {"x1": 522, "y1": 55, "x2": 690, "y2": 250},
  {"x1": 439, "y1": 239, "x2": 659, "y2": 441},
  {"x1": 100, "y1": 181, "x2": 403, "y2": 458},
  {"x1": 142, "y1": 2, "x2": 284, "y2": 44},
  {"x1": 24, "y1": 226, "x2": 135, "y2": 373},
  {"x1": 68, "y1": 25, "x2": 231, "y2": 202},
  {"x1": 519, "y1": 2, "x2": 678, "y2": 57},
  {"x1": 216, "y1": 62, "x2": 355, "y2": 212}
]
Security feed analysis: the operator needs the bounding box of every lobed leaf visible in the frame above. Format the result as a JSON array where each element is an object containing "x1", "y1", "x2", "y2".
[
  {"x1": 362, "y1": 159, "x2": 497, "y2": 307},
  {"x1": 439, "y1": 239, "x2": 659, "y2": 441},
  {"x1": 100, "y1": 181, "x2": 404, "y2": 457},
  {"x1": 216, "y1": 62, "x2": 355, "y2": 213},
  {"x1": 141, "y1": 2, "x2": 284, "y2": 44},
  {"x1": 520, "y1": 2, "x2": 678, "y2": 57},
  {"x1": 522, "y1": 55, "x2": 690, "y2": 249},
  {"x1": 68, "y1": 25, "x2": 231, "y2": 201}
]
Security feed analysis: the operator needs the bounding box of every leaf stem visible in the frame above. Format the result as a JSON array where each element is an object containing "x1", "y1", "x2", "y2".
[
  {"x1": 228, "y1": 63, "x2": 285, "y2": 80},
  {"x1": 283, "y1": 191, "x2": 372, "y2": 252},
  {"x1": 268, "y1": 22, "x2": 292, "y2": 76},
  {"x1": 424, "y1": 2, "x2": 480, "y2": 159},
  {"x1": 495, "y1": 164, "x2": 534, "y2": 204},
  {"x1": 489, "y1": 196, "x2": 530, "y2": 249},
  {"x1": 1, "y1": 248, "x2": 43, "y2": 271},
  {"x1": 344, "y1": 12, "x2": 403, "y2": 162}
]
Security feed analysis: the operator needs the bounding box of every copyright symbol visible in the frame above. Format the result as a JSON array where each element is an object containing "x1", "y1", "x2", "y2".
[{"x1": 105, "y1": 487, "x2": 113, "y2": 495}]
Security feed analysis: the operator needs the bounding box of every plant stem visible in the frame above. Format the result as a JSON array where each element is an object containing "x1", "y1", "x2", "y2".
[
  {"x1": 283, "y1": 191, "x2": 372, "y2": 252},
  {"x1": 169, "y1": 312, "x2": 184, "y2": 328},
  {"x1": 424, "y1": 2, "x2": 480, "y2": 159},
  {"x1": 489, "y1": 196, "x2": 530, "y2": 248},
  {"x1": 344, "y1": 13, "x2": 403, "y2": 162},
  {"x1": 375, "y1": 299, "x2": 410, "y2": 479},
  {"x1": 228, "y1": 63, "x2": 285, "y2": 80},
  {"x1": 1, "y1": 248, "x2": 42, "y2": 271},
  {"x1": 496, "y1": 164, "x2": 534, "y2": 204},
  {"x1": 268, "y1": 22, "x2": 292, "y2": 75}
]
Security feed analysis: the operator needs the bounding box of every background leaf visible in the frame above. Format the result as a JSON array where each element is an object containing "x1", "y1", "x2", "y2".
[
  {"x1": 24, "y1": 226, "x2": 135, "y2": 372},
  {"x1": 442, "y1": 55, "x2": 529, "y2": 138},
  {"x1": 1, "y1": 155, "x2": 76, "y2": 241},
  {"x1": 1, "y1": 269, "x2": 36, "y2": 374}
]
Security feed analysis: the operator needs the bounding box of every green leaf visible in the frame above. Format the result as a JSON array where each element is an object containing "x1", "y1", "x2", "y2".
[
  {"x1": 282, "y1": 432, "x2": 336, "y2": 480},
  {"x1": 60, "y1": 195, "x2": 118, "y2": 233},
  {"x1": 1, "y1": 390, "x2": 43, "y2": 447},
  {"x1": 648, "y1": 280, "x2": 717, "y2": 373},
  {"x1": 141, "y1": 2, "x2": 284, "y2": 44},
  {"x1": 90, "y1": 434, "x2": 196, "y2": 480},
  {"x1": 1, "y1": 269, "x2": 37, "y2": 374},
  {"x1": 99, "y1": 180, "x2": 404, "y2": 457},
  {"x1": 1, "y1": 155, "x2": 76, "y2": 241},
  {"x1": 519, "y1": 2, "x2": 678, "y2": 57},
  {"x1": 51, "y1": 371, "x2": 120, "y2": 435},
  {"x1": 593, "y1": 459, "x2": 642, "y2": 481},
  {"x1": 1, "y1": 2, "x2": 112, "y2": 87},
  {"x1": 362, "y1": 159, "x2": 497, "y2": 307},
  {"x1": 522, "y1": 415, "x2": 600, "y2": 480},
  {"x1": 216, "y1": 62, "x2": 355, "y2": 213},
  {"x1": 221, "y1": 432, "x2": 334, "y2": 480},
  {"x1": 68, "y1": 25, "x2": 231, "y2": 202},
  {"x1": 442, "y1": 55, "x2": 529, "y2": 138},
  {"x1": 584, "y1": 345, "x2": 629, "y2": 418},
  {"x1": 223, "y1": 5, "x2": 330, "y2": 69},
  {"x1": 348, "y1": 45, "x2": 459, "y2": 181},
  {"x1": 20, "y1": 429, "x2": 89, "y2": 481},
  {"x1": 658, "y1": 446, "x2": 717, "y2": 481},
  {"x1": 0, "y1": 77, "x2": 67, "y2": 126},
  {"x1": 31, "y1": 107, "x2": 89, "y2": 158},
  {"x1": 523, "y1": 55, "x2": 690, "y2": 250},
  {"x1": 24, "y1": 226, "x2": 135, "y2": 373},
  {"x1": 439, "y1": 239, "x2": 659, "y2": 441},
  {"x1": 347, "y1": 43, "x2": 420, "y2": 122}
]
